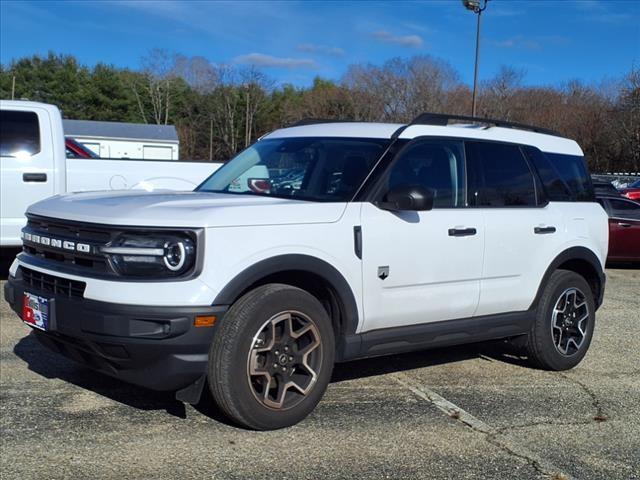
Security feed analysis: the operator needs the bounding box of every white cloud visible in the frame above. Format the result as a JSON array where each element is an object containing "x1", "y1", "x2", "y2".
[
  {"x1": 371, "y1": 30, "x2": 424, "y2": 48},
  {"x1": 491, "y1": 35, "x2": 571, "y2": 51},
  {"x1": 234, "y1": 53, "x2": 318, "y2": 69},
  {"x1": 296, "y1": 43, "x2": 345, "y2": 56}
]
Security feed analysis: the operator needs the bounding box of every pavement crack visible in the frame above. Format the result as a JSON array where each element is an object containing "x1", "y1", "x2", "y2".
[
  {"x1": 392, "y1": 372, "x2": 578, "y2": 480},
  {"x1": 556, "y1": 372, "x2": 608, "y2": 422}
]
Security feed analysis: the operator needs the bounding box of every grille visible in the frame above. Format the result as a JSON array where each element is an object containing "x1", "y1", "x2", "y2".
[
  {"x1": 21, "y1": 267, "x2": 86, "y2": 299},
  {"x1": 22, "y1": 216, "x2": 113, "y2": 274},
  {"x1": 26, "y1": 216, "x2": 112, "y2": 243}
]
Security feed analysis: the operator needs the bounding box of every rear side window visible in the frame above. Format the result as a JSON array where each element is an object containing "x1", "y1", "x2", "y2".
[
  {"x1": 466, "y1": 141, "x2": 537, "y2": 207},
  {"x1": 523, "y1": 146, "x2": 572, "y2": 201},
  {"x1": 608, "y1": 199, "x2": 640, "y2": 220},
  {"x1": 0, "y1": 110, "x2": 41, "y2": 157},
  {"x1": 545, "y1": 152, "x2": 595, "y2": 201}
]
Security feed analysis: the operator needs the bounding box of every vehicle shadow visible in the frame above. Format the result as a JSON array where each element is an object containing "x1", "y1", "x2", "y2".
[
  {"x1": 0, "y1": 248, "x2": 20, "y2": 281},
  {"x1": 12, "y1": 332, "x2": 230, "y2": 425},
  {"x1": 331, "y1": 340, "x2": 526, "y2": 382},
  {"x1": 13, "y1": 330, "x2": 524, "y2": 426}
]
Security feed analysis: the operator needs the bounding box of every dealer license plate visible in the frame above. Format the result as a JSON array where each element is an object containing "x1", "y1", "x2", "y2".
[{"x1": 22, "y1": 292, "x2": 50, "y2": 331}]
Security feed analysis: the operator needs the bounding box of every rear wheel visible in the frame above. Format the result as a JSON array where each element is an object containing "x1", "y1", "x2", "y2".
[
  {"x1": 525, "y1": 270, "x2": 596, "y2": 370},
  {"x1": 208, "y1": 284, "x2": 335, "y2": 430}
]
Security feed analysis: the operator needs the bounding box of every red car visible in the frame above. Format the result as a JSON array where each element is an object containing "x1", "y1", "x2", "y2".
[
  {"x1": 621, "y1": 179, "x2": 640, "y2": 201},
  {"x1": 597, "y1": 194, "x2": 640, "y2": 263},
  {"x1": 65, "y1": 137, "x2": 98, "y2": 158}
]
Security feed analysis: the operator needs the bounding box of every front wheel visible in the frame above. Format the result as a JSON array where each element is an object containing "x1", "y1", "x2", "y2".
[
  {"x1": 208, "y1": 284, "x2": 335, "y2": 430},
  {"x1": 525, "y1": 270, "x2": 596, "y2": 370}
]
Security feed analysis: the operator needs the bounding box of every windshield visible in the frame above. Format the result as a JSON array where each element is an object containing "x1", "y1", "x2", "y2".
[
  {"x1": 630, "y1": 179, "x2": 640, "y2": 188},
  {"x1": 197, "y1": 137, "x2": 389, "y2": 202}
]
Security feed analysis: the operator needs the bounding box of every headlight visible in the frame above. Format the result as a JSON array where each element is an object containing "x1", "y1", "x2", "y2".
[{"x1": 101, "y1": 233, "x2": 196, "y2": 277}]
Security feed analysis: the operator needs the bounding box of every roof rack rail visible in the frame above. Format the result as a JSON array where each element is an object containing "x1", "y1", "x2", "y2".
[
  {"x1": 409, "y1": 112, "x2": 562, "y2": 137},
  {"x1": 288, "y1": 118, "x2": 354, "y2": 127}
]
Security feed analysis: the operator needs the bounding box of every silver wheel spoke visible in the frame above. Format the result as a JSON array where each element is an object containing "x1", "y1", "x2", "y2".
[
  {"x1": 247, "y1": 310, "x2": 322, "y2": 411},
  {"x1": 550, "y1": 287, "x2": 589, "y2": 356}
]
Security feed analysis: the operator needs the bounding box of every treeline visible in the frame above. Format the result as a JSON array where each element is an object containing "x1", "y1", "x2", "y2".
[{"x1": 1, "y1": 50, "x2": 638, "y2": 172}]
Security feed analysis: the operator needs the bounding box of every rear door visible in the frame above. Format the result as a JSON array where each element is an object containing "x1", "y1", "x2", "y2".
[
  {"x1": 605, "y1": 197, "x2": 640, "y2": 261},
  {"x1": 0, "y1": 107, "x2": 55, "y2": 246},
  {"x1": 466, "y1": 141, "x2": 564, "y2": 316}
]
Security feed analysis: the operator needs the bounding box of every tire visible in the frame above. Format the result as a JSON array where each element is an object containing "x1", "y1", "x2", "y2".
[
  {"x1": 525, "y1": 269, "x2": 596, "y2": 370},
  {"x1": 208, "y1": 283, "x2": 335, "y2": 430}
]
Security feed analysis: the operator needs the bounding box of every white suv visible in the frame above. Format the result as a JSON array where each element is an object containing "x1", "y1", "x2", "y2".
[{"x1": 5, "y1": 113, "x2": 608, "y2": 430}]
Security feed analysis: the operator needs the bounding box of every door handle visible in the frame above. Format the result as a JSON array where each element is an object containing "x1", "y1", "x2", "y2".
[
  {"x1": 617, "y1": 222, "x2": 632, "y2": 228},
  {"x1": 534, "y1": 226, "x2": 556, "y2": 234},
  {"x1": 23, "y1": 173, "x2": 47, "y2": 182},
  {"x1": 448, "y1": 227, "x2": 477, "y2": 237}
]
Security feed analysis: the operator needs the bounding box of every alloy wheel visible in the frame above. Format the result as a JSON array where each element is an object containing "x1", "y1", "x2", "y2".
[
  {"x1": 551, "y1": 287, "x2": 590, "y2": 356},
  {"x1": 247, "y1": 311, "x2": 322, "y2": 410}
]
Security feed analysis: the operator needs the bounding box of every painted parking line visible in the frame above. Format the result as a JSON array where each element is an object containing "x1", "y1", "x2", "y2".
[{"x1": 392, "y1": 372, "x2": 578, "y2": 480}]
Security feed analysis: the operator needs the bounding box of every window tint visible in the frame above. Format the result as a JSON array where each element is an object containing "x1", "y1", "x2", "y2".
[
  {"x1": 384, "y1": 139, "x2": 465, "y2": 208},
  {"x1": 609, "y1": 199, "x2": 640, "y2": 220},
  {"x1": 466, "y1": 141, "x2": 537, "y2": 207},
  {"x1": 544, "y1": 153, "x2": 594, "y2": 201},
  {"x1": 0, "y1": 110, "x2": 41, "y2": 157},
  {"x1": 198, "y1": 137, "x2": 387, "y2": 202},
  {"x1": 523, "y1": 146, "x2": 572, "y2": 201}
]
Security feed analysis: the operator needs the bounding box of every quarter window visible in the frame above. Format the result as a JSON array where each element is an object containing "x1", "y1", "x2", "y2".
[
  {"x1": 544, "y1": 152, "x2": 594, "y2": 201},
  {"x1": 466, "y1": 141, "x2": 537, "y2": 207},
  {"x1": 0, "y1": 110, "x2": 41, "y2": 157},
  {"x1": 523, "y1": 146, "x2": 572, "y2": 201},
  {"x1": 384, "y1": 139, "x2": 466, "y2": 208}
]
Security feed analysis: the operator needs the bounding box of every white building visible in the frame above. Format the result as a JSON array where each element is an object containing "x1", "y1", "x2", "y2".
[{"x1": 63, "y1": 119, "x2": 180, "y2": 160}]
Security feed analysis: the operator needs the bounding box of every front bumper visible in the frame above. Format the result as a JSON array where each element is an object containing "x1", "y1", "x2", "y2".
[{"x1": 4, "y1": 270, "x2": 227, "y2": 392}]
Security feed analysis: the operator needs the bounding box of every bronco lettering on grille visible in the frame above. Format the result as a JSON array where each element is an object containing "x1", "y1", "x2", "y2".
[{"x1": 22, "y1": 231, "x2": 91, "y2": 254}]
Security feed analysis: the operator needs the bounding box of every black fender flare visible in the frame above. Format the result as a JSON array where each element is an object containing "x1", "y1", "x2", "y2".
[
  {"x1": 213, "y1": 254, "x2": 360, "y2": 335},
  {"x1": 530, "y1": 246, "x2": 605, "y2": 310}
]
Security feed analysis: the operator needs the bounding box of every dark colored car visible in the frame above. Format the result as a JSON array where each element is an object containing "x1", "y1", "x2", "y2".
[
  {"x1": 592, "y1": 180, "x2": 621, "y2": 197},
  {"x1": 597, "y1": 194, "x2": 640, "y2": 263},
  {"x1": 65, "y1": 137, "x2": 98, "y2": 159},
  {"x1": 621, "y1": 179, "x2": 640, "y2": 201}
]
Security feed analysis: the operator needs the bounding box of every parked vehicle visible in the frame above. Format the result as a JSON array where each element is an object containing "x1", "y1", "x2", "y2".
[
  {"x1": 621, "y1": 179, "x2": 640, "y2": 201},
  {"x1": 4, "y1": 113, "x2": 608, "y2": 430},
  {"x1": 597, "y1": 194, "x2": 640, "y2": 263},
  {"x1": 65, "y1": 137, "x2": 98, "y2": 159},
  {"x1": 592, "y1": 180, "x2": 621, "y2": 197},
  {"x1": 0, "y1": 101, "x2": 222, "y2": 247}
]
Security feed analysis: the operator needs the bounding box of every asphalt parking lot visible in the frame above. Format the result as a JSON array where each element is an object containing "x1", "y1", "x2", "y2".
[{"x1": 1, "y1": 266, "x2": 638, "y2": 480}]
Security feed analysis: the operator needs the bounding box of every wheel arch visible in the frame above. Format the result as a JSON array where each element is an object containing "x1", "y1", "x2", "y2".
[
  {"x1": 213, "y1": 254, "x2": 360, "y2": 339},
  {"x1": 531, "y1": 247, "x2": 605, "y2": 311}
]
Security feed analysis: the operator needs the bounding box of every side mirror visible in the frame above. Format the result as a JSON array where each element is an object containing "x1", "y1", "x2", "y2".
[{"x1": 377, "y1": 185, "x2": 434, "y2": 211}]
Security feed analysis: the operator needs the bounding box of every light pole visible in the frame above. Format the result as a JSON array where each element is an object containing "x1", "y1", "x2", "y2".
[{"x1": 462, "y1": 0, "x2": 489, "y2": 117}]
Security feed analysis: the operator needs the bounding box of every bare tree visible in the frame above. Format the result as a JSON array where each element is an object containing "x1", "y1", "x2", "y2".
[
  {"x1": 139, "y1": 48, "x2": 178, "y2": 125},
  {"x1": 480, "y1": 66, "x2": 525, "y2": 119},
  {"x1": 240, "y1": 68, "x2": 272, "y2": 147}
]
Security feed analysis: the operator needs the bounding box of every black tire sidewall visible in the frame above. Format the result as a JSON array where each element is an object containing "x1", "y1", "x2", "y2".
[
  {"x1": 532, "y1": 270, "x2": 596, "y2": 370},
  {"x1": 209, "y1": 284, "x2": 335, "y2": 430}
]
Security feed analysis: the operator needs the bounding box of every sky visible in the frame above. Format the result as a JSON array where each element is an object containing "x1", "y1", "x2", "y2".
[{"x1": 1, "y1": 0, "x2": 638, "y2": 88}]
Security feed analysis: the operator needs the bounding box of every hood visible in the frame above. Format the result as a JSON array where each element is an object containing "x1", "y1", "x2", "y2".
[{"x1": 27, "y1": 191, "x2": 347, "y2": 228}]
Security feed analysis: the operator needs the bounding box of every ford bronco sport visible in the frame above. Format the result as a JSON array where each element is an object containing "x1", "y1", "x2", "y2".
[{"x1": 4, "y1": 113, "x2": 608, "y2": 430}]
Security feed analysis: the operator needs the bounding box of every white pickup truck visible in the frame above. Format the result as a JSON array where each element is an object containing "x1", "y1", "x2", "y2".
[{"x1": 0, "y1": 100, "x2": 221, "y2": 247}]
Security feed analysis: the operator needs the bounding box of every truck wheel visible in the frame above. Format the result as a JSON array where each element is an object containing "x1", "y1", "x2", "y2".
[
  {"x1": 525, "y1": 270, "x2": 596, "y2": 370},
  {"x1": 208, "y1": 284, "x2": 335, "y2": 430}
]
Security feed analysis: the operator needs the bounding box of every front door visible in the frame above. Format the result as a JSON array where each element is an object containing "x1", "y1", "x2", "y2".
[
  {"x1": 0, "y1": 107, "x2": 55, "y2": 245},
  {"x1": 359, "y1": 138, "x2": 484, "y2": 332}
]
